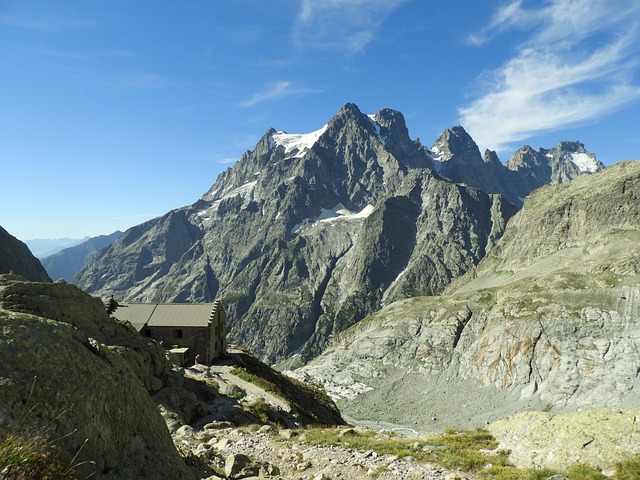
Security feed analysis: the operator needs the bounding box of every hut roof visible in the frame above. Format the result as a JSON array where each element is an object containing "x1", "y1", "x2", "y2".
[{"x1": 112, "y1": 302, "x2": 222, "y2": 331}]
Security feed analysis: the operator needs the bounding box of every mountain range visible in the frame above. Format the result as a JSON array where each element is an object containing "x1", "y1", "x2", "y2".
[{"x1": 74, "y1": 103, "x2": 604, "y2": 367}]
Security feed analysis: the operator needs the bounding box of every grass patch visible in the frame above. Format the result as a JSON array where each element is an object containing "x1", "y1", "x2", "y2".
[
  {"x1": 0, "y1": 430, "x2": 75, "y2": 480},
  {"x1": 296, "y1": 426, "x2": 511, "y2": 471},
  {"x1": 230, "y1": 366, "x2": 281, "y2": 396},
  {"x1": 614, "y1": 456, "x2": 640, "y2": 480},
  {"x1": 482, "y1": 465, "x2": 560, "y2": 479},
  {"x1": 245, "y1": 400, "x2": 273, "y2": 423},
  {"x1": 294, "y1": 427, "x2": 634, "y2": 479},
  {"x1": 565, "y1": 463, "x2": 607, "y2": 479}
]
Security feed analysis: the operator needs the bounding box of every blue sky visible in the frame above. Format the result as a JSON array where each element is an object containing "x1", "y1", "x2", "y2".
[{"x1": 2, "y1": 0, "x2": 639, "y2": 241}]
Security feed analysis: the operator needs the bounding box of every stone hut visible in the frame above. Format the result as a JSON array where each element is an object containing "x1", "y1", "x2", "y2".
[{"x1": 110, "y1": 300, "x2": 227, "y2": 365}]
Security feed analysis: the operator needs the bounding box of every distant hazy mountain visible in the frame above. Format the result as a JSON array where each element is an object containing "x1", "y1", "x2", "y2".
[
  {"x1": 41, "y1": 231, "x2": 123, "y2": 282},
  {"x1": 25, "y1": 237, "x2": 89, "y2": 258},
  {"x1": 75, "y1": 103, "x2": 602, "y2": 365},
  {"x1": 0, "y1": 225, "x2": 51, "y2": 282}
]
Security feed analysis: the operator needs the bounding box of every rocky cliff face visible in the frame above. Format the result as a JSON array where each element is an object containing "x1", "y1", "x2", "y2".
[
  {"x1": 293, "y1": 161, "x2": 640, "y2": 431},
  {"x1": 0, "y1": 226, "x2": 51, "y2": 282},
  {"x1": 75, "y1": 104, "x2": 522, "y2": 364}
]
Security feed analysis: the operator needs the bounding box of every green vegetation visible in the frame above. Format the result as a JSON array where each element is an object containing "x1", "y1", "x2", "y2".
[
  {"x1": 289, "y1": 427, "x2": 640, "y2": 480},
  {"x1": 230, "y1": 351, "x2": 342, "y2": 426},
  {"x1": 565, "y1": 463, "x2": 607, "y2": 479},
  {"x1": 296, "y1": 427, "x2": 510, "y2": 470},
  {"x1": 614, "y1": 457, "x2": 640, "y2": 480},
  {"x1": 0, "y1": 429, "x2": 75, "y2": 480},
  {"x1": 230, "y1": 366, "x2": 281, "y2": 396},
  {"x1": 246, "y1": 400, "x2": 274, "y2": 423}
]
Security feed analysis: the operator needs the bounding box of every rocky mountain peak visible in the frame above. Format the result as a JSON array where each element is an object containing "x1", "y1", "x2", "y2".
[
  {"x1": 506, "y1": 140, "x2": 603, "y2": 185},
  {"x1": 483, "y1": 149, "x2": 502, "y2": 166},
  {"x1": 373, "y1": 108, "x2": 408, "y2": 135},
  {"x1": 322, "y1": 102, "x2": 375, "y2": 138},
  {"x1": 430, "y1": 125, "x2": 482, "y2": 164},
  {"x1": 507, "y1": 145, "x2": 541, "y2": 169},
  {"x1": 75, "y1": 102, "x2": 612, "y2": 365},
  {"x1": 557, "y1": 140, "x2": 587, "y2": 153}
]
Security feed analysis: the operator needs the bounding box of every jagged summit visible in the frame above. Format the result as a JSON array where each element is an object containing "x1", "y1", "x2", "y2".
[
  {"x1": 506, "y1": 140, "x2": 604, "y2": 185},
  {"x1": 429, "y1": 125, "x2": 482, "y2": 164}
]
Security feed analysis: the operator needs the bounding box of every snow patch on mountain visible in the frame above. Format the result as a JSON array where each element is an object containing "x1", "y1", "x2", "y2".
[
  {"x1": 367, "y1": 115, "x2": 386, "y2": 145},
  {"x1": 197, "y1": 180, "x2": 257, "y2": 223},
  {"x1": 381, "y1": 267, "x2": 408, "y2": 304},
  {"x1": 272, "y1": 125, "x2": 328, "y2": 158},
  {"x1": 570, "y1": 153, "x2": 599, "y2": 173},
  {"x1": 293, "y1": 204, "x2": 375, "y2": 235}
]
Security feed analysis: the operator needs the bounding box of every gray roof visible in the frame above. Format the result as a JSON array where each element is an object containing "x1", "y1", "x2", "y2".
[{"x1": 113, "y1": 303, "x2": 218, "y2": 331}]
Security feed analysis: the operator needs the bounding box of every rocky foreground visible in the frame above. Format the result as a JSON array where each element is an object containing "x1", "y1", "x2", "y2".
[
  {"x1": 177, "y1": 365, "x2": 640, "y2": 479},
  {"x1": 176, "y1": 424, "x2": 476, "y2": 480}
]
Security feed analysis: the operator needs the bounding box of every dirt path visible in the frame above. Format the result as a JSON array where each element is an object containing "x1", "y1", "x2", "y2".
[{"x1": 205, "y1": 363, "x2": 292, "y2": 413}]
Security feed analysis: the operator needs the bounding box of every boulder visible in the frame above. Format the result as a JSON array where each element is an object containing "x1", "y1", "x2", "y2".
[
  {"x1": 0, "y1": 308, "x2": 195, "y2": 479},
  {"x1": 488, "y1": 409, "x2": 640, "y2": 476},
  {"x1": 224, "y1": 453, "x2": 258, "y2": 479},
  {"x1": 224, "y1": 453, "x2": 280, "y2": 479}
]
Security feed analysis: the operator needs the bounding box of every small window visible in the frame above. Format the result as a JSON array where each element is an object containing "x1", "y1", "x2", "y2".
[{"x1": 172, "y1": 329, "x2": 183, "y2": 339}]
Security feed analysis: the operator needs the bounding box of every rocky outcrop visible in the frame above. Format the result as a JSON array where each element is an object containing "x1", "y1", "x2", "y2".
[
  {"x1": 0, "y1": 274, "x2": 349, "y2": 478},
  {"x1": 0, "y1": 225, "x2": 51, "y2": 282},
  {"x1": 0, "y1": 281, "x2": 196, "y2": 479},
  {"x1": 488, "y1": 409, "x2": 640, "y2": 476},
  {"x1": 0, "y1": 275, "x2": 169, "y2": 392},
  {"x1": 293, "y1": 161, "x2": 640, "y2": 431}
]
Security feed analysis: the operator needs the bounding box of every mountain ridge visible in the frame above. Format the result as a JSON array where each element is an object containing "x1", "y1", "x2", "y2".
[
  {"x1": 75, "y1": 103, "x2": 603, "y2": 365},
  {"x1": 41, "y1": 230, "x2": 123, "y2": 282}
]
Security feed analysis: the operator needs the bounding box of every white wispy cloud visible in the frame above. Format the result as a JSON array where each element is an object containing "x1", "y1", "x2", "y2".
[
  {"x1": 460, "y1": 0, "x2": 640, "y2": 152},
  {"x1": 216, "y1": 155, "x2": 239, "y2": 165},
  {"x1": 238, "y1": 81, "x2": 319, "y2": 108},
  {"x1": 294, "y1": 0, "x2": 407, "y2": 55}
]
